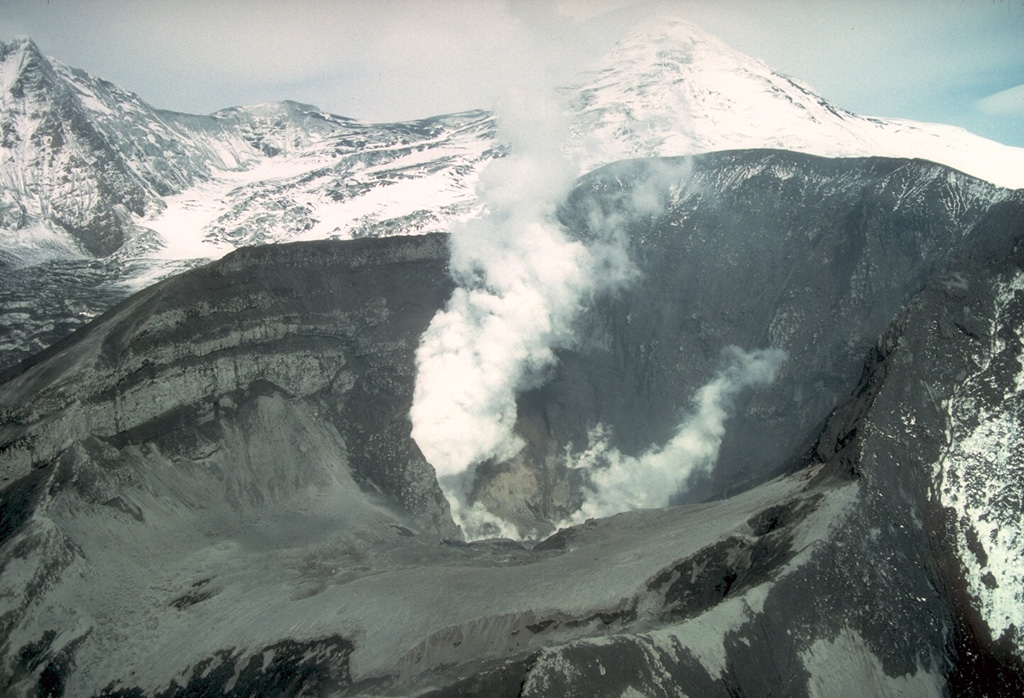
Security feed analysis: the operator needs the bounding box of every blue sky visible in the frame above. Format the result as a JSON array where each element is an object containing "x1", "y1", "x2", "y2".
[{"x1": 2, "y1": 0, "x2": 1022, "y2": 146}]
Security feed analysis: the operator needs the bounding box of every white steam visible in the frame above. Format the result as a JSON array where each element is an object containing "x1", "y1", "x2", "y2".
[
  {"x1": 440, "y1": 478, "x2": 525, "y2": 542},
  {"x1": 409, "y1": 79, "x2": 694, "y2": 538},
  {"x1": 559, "y1": 346, "x2": 786, "y2": 527},
  {"x1": 410, "y1": 89, "x2": 642, "y2": 479}
]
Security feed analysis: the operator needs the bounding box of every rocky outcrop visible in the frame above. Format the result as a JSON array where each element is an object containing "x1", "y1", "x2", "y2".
[
  {"x1": 828, "y1": 194, "x2": 1024, "y2": 693},
  {"x1": 0, "y1": 233, "x2": 456, "y2": 528}
]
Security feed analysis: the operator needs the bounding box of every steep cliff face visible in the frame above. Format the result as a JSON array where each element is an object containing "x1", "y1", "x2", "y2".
[
  {"x1": 404, "y1": 182, "x2": 1024, "y2": 695},
  {"x1": 0, "y1": 234, "x2": 455, "y2": 529},
  {"x1": 841, "y1": 195, "x2": 1024, "y2": 692},
  {"x1": 0, "y1": 233, "x2": 465, "y2": 694},
  {"x1": 476, "y1": 150, "x2": 1013, "y2": 530},
  {"x1": 0, "y1": 38, "x2": 151, "y2": 259}
]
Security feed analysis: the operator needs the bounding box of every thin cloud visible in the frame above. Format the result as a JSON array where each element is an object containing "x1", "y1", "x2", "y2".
[{"x1": 977, "y1": 84, "x2": 1024, "y2": 117}]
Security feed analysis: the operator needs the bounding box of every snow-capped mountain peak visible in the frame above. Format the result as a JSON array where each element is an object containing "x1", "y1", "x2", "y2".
[
  {"x1": 0, "y1": 37, "x2": 40, "y2": 97},
  {"x1": 4, "y1": 20, "x2": 1023, "y2": 273},
  {"x1": 587, "y1": 16, "x2": 765, "y2": 77},
  {"x1": 567, "y1": 17, "x2": 1024, "y2": 190}
]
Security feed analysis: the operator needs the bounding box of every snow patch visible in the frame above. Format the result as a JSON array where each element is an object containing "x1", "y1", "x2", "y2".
[{"x1": 936, "y1": 270, "x2": 1024, "y2": 651}]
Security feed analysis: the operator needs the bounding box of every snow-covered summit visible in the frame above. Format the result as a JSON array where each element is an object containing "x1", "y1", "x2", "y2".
[{"x1": 567, "y1": 17, "x2": 1024, "y2": 189}]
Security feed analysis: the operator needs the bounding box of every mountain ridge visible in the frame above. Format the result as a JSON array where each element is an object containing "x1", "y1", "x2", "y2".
[
  {"x1": 0, "y1": 36, "x2": 497, "y2": 268},
  {"x1": 3, "y1": 21, "x2": 1023, "y2": 372},
  {"x1": 3, "y1": 20, "x2": 1023, "y2": 273}
]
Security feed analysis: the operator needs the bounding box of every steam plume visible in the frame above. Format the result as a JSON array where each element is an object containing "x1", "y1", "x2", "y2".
[
  {"x1": 560, "y1": 346, "x2": 786, "y2": 526},
  {"x1": 410, "y1": 75, "x2": 695, "y2": 538},
  {"x1": 410, "y1": 89, "x2": 640, "y2": 479}
]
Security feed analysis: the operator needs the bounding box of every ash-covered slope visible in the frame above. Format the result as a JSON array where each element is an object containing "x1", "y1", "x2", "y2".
[
  {"x1": 2, "y1": 151, "x2": 1024, "y2": 696},
  {"x1": 0, "y1": 234, "x2": 456, "y2": 528}
]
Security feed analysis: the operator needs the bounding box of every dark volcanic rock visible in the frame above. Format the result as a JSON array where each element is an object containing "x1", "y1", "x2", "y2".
[
  {"x1": 0, "y1": 258, "x2": 141, "y2": 375},
  {"x1": 0, "y1": 234, "x2": 457, "y2": 531},
  {"x1": 489, "y1": 150, "x2": 1013, "y2": 527},
  {"x1": 98, "y1": 636, "x2": 355, "y2": 698},
  {"x1": 832, "y1": 193, "x2": 1024, "y2": 694}
]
